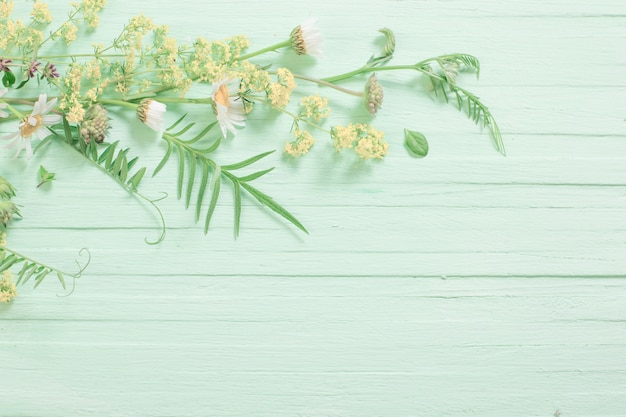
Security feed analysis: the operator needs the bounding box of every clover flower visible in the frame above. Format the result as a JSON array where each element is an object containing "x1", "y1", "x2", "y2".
[
  {"x1": 2, "y1": 94, "x2": 61, "y2": 159},
  {"x1": 364, "y1": 74, "x2": 383, "y2": 115},
  {"x1": 290, "y1": 17, "x2": 323, "y2": 57},
  {"x1": 80, "y1": 104, "x2": 110, "y2": 144},
  {"x1": 27, "y1": 60, "x2": 41, "y2": 78},
  {"x1": 0, "y1": 58, "x2": 11, "y2": 72},
  {"x1": 137, "y1": 99, "x2": 166, "y2": 132},
  {"x1": 0, "y1": 88, "x2": 9, "y2": 118},
  {"x1": 211, "y1": 77, "x2": 246, "y2": 137}
]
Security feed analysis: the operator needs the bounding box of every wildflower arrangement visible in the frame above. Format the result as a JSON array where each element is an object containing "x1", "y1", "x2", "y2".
[{"x1": 0, "y1": 1, "x2": 505, "y2": 300}]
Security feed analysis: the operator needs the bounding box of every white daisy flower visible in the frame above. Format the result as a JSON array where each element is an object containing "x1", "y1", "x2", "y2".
[
  {"x1": 0, "y1": 88, "x2": 9, "y2": 118},
  {"x1": 137, "y1": 99, "x2": 166, "y2": 132},
  {"x1": 211, "y1": 78, "x2": 246, "y2": 138},
  {"x1": 290, "y1": 17, "x2": 323, "y2": 57},
  {"x1": 2, "y1": 94, "x2": 61, "y2": 159}
]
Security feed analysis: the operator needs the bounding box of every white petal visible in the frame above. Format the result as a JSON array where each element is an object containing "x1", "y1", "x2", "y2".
[{"x1": 43, "y1": 114, "x2": 61, "y2": 125}]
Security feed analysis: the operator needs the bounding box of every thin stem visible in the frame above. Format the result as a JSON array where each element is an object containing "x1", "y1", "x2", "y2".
[
  {"x1": 290, "y1": 73, "x2": 364, "y2": 97},
  {"x1": 1, "y1": 246, "x2": 91, "y2": 279},
  {"x1": 237, "y1": 39, "x2": 291, "y2": 61},
  {"x1": 97, "y1": 98, "x2": 139, "y2": 110}
]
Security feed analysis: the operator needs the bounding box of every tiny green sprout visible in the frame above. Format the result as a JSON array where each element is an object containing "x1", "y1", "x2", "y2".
[
  {"x1": 37, "y1": 165, "x2": 56, "y2": 188},
  {"x1": 404, "y1": 129, "x2": 429, "y2": 158}
]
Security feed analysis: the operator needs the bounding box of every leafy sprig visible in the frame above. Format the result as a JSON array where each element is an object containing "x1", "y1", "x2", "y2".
[
  {"x1": 156, "y1": 115, "x2": 307, "y2": 236},
  {"x1": 0, "y1": 246, "x2": 90, "y2": 293}
]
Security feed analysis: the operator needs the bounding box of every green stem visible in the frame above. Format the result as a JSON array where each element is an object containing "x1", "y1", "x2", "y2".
[
  {"x1": 291, "y1": 73, "x2": 363, "y2": 97},
  {"x1": 237, "y1": 39, "x2": 291, "y2": 61},
  {"x1": 1, "y1": 246, "x2": 91, "y2": 279},
  {"x1": 322, "y1": 64, "x2": 421, "y2": 83},
  {"x1": 97, "y1": 98, "x2": 139, "y2": 110}
]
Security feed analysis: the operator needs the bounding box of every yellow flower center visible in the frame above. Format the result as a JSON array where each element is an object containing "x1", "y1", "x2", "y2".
[
  {"x1": 214, "y1": 84, "x2": 230, "y2": 107},
  {"x1": 20, "y1": 115, "x2": 43, "y2": 138}
]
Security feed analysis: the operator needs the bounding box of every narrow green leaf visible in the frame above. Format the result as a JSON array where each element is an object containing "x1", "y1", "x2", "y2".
[
  {"x1": 153, "y1": 139, "x2": 173, "y2": 176},
  {"x1": 127, "y1": 166, "x2": 146, "y2": 189},
  {"x1": 221, "y1": 150, "x2": 275, "y2": 171},
  {"x1": 127, "y1": 156, "x2": 139, "y2": 171},
  {"x1": 33, "y1": 269, "x2": 50, "y2": 288},
  {"x1": 98, "y1": 141, "x2": 117, "y2": 164},
  {"x1": 22, "y1": 265, "x2": 43, "y2": 286},
  {"x1": 196, "y1": 160, "x2": 210, "y2": 222},
  {"x1": 182, "y1": 121, "x2": 218, "y2": 145},
  {"x1": 240, "y1": 183, "x2": 308, "y2": 234},
  {"x1": 176, "y1": 143, "x2": 185, "y2": 199},
  {"x1": 62, "y1": 116, "x2": 73, "y2": 144},
  {"x1": 204, "y1": 175, "x2": 221, "y2": 233},
  {"x1": 57, "y1": 272, "x2": 67, "y2": 290},
  {"x1": 119, "y1": 156, "x2": 129, "y2": 182},
  {"x1": 104, "y1": 141, "x2": 119, "y2": 168},
  {"x1": 197, "y1": 136, "x2": 221, "y2": 154},
  {"x1": 185, "y1": 154, "x2": 196, "y2": 208},
  {"x1": 404, "y1": 129, "x2": 429, "y2": 158},
  {"x1": 238, "y1": 167, "x2": 275, "y2": 183},
  {"x1": 171, "y1": 122, "x2": 196, "y2": 138},
  {"x1": 0, "y1": 253, "x2": 18, "y2": 271},
  {"x1": 17, "y1": 262, "x2": 34, "y2": 284},
  {"x1": 233, "y1": 180, "x2": 241, "y2": 238},
  {"x1": 166, "y1": 113, "x2": 188, "y2": 132}
]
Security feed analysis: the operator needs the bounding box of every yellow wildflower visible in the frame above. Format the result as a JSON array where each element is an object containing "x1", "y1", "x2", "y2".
[
  {"x1": 31, "y1": 1, "x2": 52, "y2": 25},
  {"x1": 0, "y1": 270, "x2": 17, "y2": 303},
  {"x1": 267, "y1": 68, "x2": 296, "y2": 108},
  {"x1": 0, "y1": 0, "x2": 14, "y2": 19},
  {"x1": 331, "y1": 123, "x2": 389, "y2": 159},
  {"x1": 284, "y1": 129, "x2": 316, "y2": 157}
]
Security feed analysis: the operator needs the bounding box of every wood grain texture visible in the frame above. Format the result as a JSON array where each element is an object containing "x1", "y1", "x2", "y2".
[{"x1": 1, "y1": 0, "x2": 625, "y2": 416}]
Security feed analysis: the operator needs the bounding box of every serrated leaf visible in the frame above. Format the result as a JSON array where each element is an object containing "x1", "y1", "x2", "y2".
[{"x1": 404, "y1": 129, "x2": 429, "y2": 158}]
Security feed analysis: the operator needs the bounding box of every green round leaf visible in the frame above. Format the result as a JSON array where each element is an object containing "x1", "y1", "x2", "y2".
[{"x1": 404, "y1": 129, "x2": 429, "y2": 158}]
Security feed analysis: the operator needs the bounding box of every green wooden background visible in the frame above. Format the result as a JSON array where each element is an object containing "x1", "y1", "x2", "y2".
[{"x1": 2, "y1": 0, "x2": 626, "y2": 415}]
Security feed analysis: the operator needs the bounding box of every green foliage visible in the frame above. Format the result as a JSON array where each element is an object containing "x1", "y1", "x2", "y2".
[
  {"x1": 419, "y1": 54, "x2": 505, "y2": 155},
  {"x1": 37, "y1": 165, "x2": 56, "y2": 188},
  {"x1": 156, "y1": 116, "x2": 308, "y2": 236},
  {"x1": 0, "y1": 247, "x2": 90, "y2": 291}
]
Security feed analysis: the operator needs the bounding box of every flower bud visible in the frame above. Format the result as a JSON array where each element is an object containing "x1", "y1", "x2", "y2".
[
  {"x1": 0, "y1": 176, "x2": 16, "y2": 200},
  {"x1": 289, "y1": 17, "x2": 323, "y2": 57},
  {"x1": 80, "y1": 104, "x2": 110, "y2": 144},
  {"x1": 0, "y1": 201, "x2": 19, "y2": 227},
  {"x1": 364, "y1": 74, "x2": 383, "y2": 115},
  {"x1": 137, "y1": 99, "x2": 166, "y2": 132}
]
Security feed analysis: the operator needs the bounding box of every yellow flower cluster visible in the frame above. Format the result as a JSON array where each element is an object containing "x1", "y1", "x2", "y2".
[
  {"x1": 0, "y1": 0, "x2": 13, "y2": 19},
  {"x1": 60, "y1": 63, "x2": 86, "y2": 122},
  {"x1": 239, "y1": 61, "x2": 271, "y2": 93},
  {"x1": 0, "y1": 17, "x2": 44, "y2": 50},
  {"x1": 267, "y1": 68, "x2": 296, "y2": 108},
  {"x1": 331, "y1": 123, "x2": 389, "y2": 159},
  {"x1": 59, "y1": 22, "x2": 78, "y2": 44},
  {"x1": 187, "y1": 35, "x2": 249, "y2": 83},
  {"x1": 0, "y1": 269, "x2": 17, "y2": 303},
  {"x1": 31, "y1": 1, "x2": 52, "y2": 25},
  {"x1": 299, "y1": 95, "x2": 330, "y2": 122},
  {"x1": 284, "y1": 129, "x2": 316, "y2": 157},
  {"x1": 80, "y1": 0, "x2": 106, "y2": 28}
]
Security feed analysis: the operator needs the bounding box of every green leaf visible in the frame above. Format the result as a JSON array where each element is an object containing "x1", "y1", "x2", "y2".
[
  {"x1": 2, "y1": 71, "x2": 15, "y2": 87},
  {"x1": 166, "y1": 113, "x2": 188, "y2": 131},
  {"x1": 196, "y1": 160, "x2": 210, "y2": 222},
  {"x1": 233, "y1": 180, "x2": 241, "y2": 238},
  {"x1": 240, "y1": 182, "x2": 308, "y2": 234},
  {"x1": 127, "y1": 166, "x2": 146, "y2": 189},
  {"x1": 57, "y1": 272, "x2": 67, "y2": 290},
  {"x1": 404, "y1": 129, "x2": 429, "y2": 158},
  {"x1": 221, "y1": 150, "x2": 275, "y2": 170},
  {"x1": 238, "y1": 167, "x2": 275, "y2": 183},
  {"x1": 153, "y1": 139, "x2": 173, "y2": 176},
  {"x1": 185, "y1": 153, "x2": 196, "y2": 208},
  {"x1": 204, "y1": 175, "x2": 221, "y2": 234}
]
